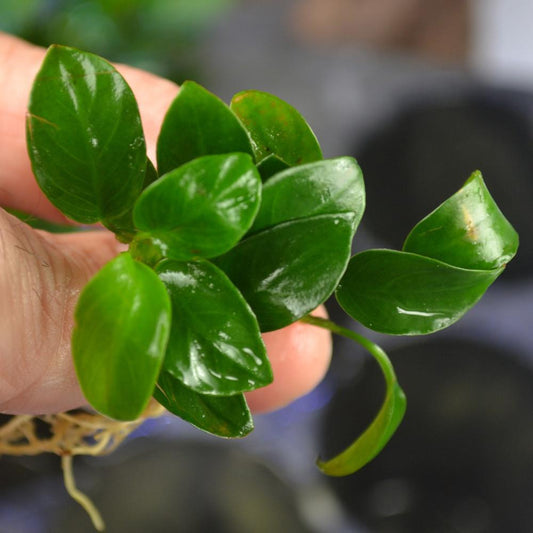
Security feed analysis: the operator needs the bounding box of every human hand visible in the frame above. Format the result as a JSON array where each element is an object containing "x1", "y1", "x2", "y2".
[{"x1": 0, "y1": 32, "x2": 331, "y2": 416}]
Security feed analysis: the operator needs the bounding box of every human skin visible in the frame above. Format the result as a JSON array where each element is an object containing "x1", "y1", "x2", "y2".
[{"x1": 0, "y1": 32, "x2": 332, "y2": 415}]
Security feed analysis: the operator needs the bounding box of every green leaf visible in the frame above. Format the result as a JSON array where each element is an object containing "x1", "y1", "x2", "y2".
[
  {"x1": 256, "y1": 154, "x2": 290, "y2": 181},
  {"x1": 403, "y1": 171, "x2": 519, "y2": 270},
  {"x1": 132, "y1": 153, "x2": 261, "y2": 261},
  {"x1": 143, "y1": 158, "x2": 159, "y2": 189},
  {"x1": 337, "y1": 173, "x2": 518, "y2": 335},
  {"x1": 72, "y1": 253, "x2": 171, "y2": 421},
  {"x1": 250, "y1": 157, "x2": 365, "y2": 235},
  {"x1": 230, "y1": 90, "x2": 322, "y2": 166},
  {"x1": 303, "y1": 316, "x2": 406, "y2": 476},
  {"x1": 26, "y1": 45, "x2": 146, "y2": 224},
  {"x1": 154, "y1": 371, "x2": 254, "y2": 438},
  {"x1": 336, "y1": 250, "x2": 502, "y2": 335},
  {"x1": 216, "y1": 213, "x2": 355, "y2": 331},
  {"x1": 156, "y1": 81, "x2": 253, "y2": 175},
  {"x1": 156, "y1": 259, "x2": 272, "y2": 395},
  {"x1": 103, "y1": 159, "x2": 159, "y2": 243}
]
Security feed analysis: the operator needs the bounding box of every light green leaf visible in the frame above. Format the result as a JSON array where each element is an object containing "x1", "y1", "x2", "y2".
[{"x1": 72, "y1": 253, "x2": 171, "y2": 421}]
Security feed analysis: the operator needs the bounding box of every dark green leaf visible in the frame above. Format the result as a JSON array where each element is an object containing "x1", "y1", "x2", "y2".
[
  {"x1": 336, "y1": 250, "x2": 502, "y2": 335},
  {"x1": 132, "y1": 153, "x2": 261, "y2": 261},
  {"x1": 156, "y1": 259, "x2": 272, "y2": 395},
  {"x1": 230, "y1": 90, "x2": 322, "y2": 166},
  {"x1": 154, "y1": 371, "x2": 254, "y2": 438},
  {"x1": 256, "y1": 154, "x2": 290, "y2": 181},
  {"x1": 403, "y1": 171, "x2": 519, "y2": 270},
  {"x1": 303, "y1": 317, "x2": 406, "y2": 476},
  {"x1": 250, "y1": 157, "x2": 365, "y2": 235},
  {"x1": 72, "y1": 253, "x2": 171, "y2": 421},
  {"x1": 156, "y1": 81, "x2": 253, "y2": 175},
  {"x1": 104, "y1": 158, "x2": 159, "y2": 242},
  {"x1": 216, "y1": 213, "x2": 355, "y2": 331},
  {"x1": 26, "y1": 45, "x2": 146, "y2": 224},
  {"x1": 143, "y1": 158, "x2": 159, "y2": 189}
]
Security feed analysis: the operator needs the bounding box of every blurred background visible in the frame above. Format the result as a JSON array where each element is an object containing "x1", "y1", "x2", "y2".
[{"x1": 1, "y1": 1, "x2": 532, "y2": 531}]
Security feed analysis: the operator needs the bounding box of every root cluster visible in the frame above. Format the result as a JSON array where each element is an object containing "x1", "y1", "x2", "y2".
[{"x1": 0, "y1": 402, "x2": 165, "y2": 531}]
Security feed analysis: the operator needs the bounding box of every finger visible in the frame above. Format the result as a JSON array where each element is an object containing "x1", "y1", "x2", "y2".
[
  {"x1": 245, "y1": 305, "x2": 332, "y2": 413},
  {"x1": 0, "y1": 208, "x2": 332, "y2": 415},
  {"x1": 0, "y1": 32, "x2": 178, "y2": 222},
  {"x1": 0, "y1": 209, "x2": 123, "y2": 413}
]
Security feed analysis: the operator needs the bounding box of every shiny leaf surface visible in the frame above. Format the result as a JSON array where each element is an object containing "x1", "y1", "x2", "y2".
[
  {"x1": 337, "y1": 173, "x2": 518, "y2": 335},
  {"x1": 72, "y1": 253, "x2": 171, "y2": 421},
  {"x1": 156, "y1": 81, "x2": 253, "y2": 175},
  {"x1": 336, "y1": 250, "x2": 502, "y2": 335},
  {"x1": 216, "y1": 213, "x2": 355, "y2": 331},
  {"x1": 403, "y1": 171, "x2": 519, "y2": 270},
  {"x1": 104, "y1": 159, "x2": 161, "y2": 242},
  {"x1": 230, "y1": 90, "x2": 322, "y2": 166},
  {"x1": 155, "y1": 371, "x2": 253, "y2": 438},
  {"x1": 156, "y1": 259, "x2": 272, "y2": 395},
  {"x1": 250, "y1": 157, "x2": 365, "y2": 235},
  {"x1": 27, "y1": 45, "x2": 146, "y2": 224},
  {"x1": 132, "y1": 153, "x2": 261, "y2": 261}
]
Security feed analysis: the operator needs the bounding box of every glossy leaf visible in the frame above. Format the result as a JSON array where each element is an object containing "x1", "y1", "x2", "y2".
[
  {"x1": 143, "y1": 158, "x2": 159, "y2": 189},
  {"x1": 403, "y1": 171, "x2": 519, "y2": 270},
  {"x1": 156, "y1": 259, "x2": 272, "y2": 395},
  {"x1": 216, "y1": 213, "x2": 355, "y2": 331},
  {"x1": 26, "y1": 45, "x2": 146, "y2": 224},
  {"x1": 303, "y1": 316, "x2": 406, "y2": 476},
  {"x1": 72, "y1": 253, "x2": 171, "y2": 421},
  {"x1": 336, "y1": 250, "x2": 502, "y2": 335},
  {"x1": 250, "y1": 157, "x2": 365, "y2": 235},
  {"x1": 132, "y1": 153, "x2": 261, "y2": 261},
  {"x1": 156, "y1": 81, "x2": 253, "y2": 175},
  {"x1": 154, "y1": 371, "x2": 253, "y2": 438},
  {"x1": 337, "y1": 173, "x2": 518, "y2": 335},
  {"x1": 104, "y1": 159, "x2": 160, "y2": 242},
  {"x1": 230, "y1": 90, "x2": 322, "y2": 166}
]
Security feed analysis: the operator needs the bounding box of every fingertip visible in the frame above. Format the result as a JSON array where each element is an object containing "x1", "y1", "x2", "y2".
[{"x1": 246, "y1": 306, "x2": 332, "y2": 413}]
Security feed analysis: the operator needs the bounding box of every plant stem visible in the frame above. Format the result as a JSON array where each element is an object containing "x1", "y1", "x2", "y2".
[{"x1": 300, "y1": 315, "x2": 397, "y2": 387}]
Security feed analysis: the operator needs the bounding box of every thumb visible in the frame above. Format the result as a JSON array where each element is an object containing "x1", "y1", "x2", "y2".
[{"x1": 0, "y1": 209, "x2": 122, "y2": 414}]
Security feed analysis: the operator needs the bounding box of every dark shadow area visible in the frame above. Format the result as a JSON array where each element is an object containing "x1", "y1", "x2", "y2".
[{"x1": 320, "y1": 338, "x2": 533, "y2": 533}]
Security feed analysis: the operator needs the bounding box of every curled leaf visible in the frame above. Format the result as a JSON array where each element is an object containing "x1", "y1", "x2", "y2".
[
  {"x1": 403, "y1": 171, "x2": 518, "y2": 270},
  {"x1": 337, "y1": 172, "x2": 518, "y2": 335},
  {"x1": 302, "y1": 316, "x2": 406, "y2": 476}
]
